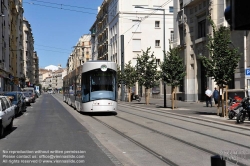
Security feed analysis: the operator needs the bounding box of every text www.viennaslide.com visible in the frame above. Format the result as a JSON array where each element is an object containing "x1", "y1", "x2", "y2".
[
  {"x1": 3, "y1": 159, "x2": 85, "y2": 164},
  {"x1": 2, "y1": 150, "x2": 86, "y2": 164}
]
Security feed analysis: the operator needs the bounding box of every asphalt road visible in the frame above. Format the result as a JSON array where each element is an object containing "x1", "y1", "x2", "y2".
[{"x1": 0, "y1": 94, "x2": 117, "y2": 166}]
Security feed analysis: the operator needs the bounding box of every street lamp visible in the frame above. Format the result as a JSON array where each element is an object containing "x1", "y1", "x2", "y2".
[{"x1": 135, "y1": 6, "x2": 167, "y2": 108}]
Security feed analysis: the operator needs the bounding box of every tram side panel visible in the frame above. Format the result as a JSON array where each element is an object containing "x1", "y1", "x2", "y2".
[{"x1": 75, "y1": 66, "x2": 83, "y2": 111}]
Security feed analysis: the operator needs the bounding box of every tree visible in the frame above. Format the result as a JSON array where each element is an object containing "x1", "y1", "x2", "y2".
[
  {"x1": 160, "y1": 46, "x2": 186, "y2": 109},
  {"x1": 200, "y1": 16, "x2": 241, "y2": 116},
  {"x1": 136, "y1": 47, "x2": 160, "y2": 105},
  {"x1": 123, "y1": 61, "x2": 137, "y2": 102}
]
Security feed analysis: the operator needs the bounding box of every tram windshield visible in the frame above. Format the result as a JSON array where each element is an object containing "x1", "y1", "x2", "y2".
[{"x1": 82, "y1": 69, "x2": 116, "y2": 102}]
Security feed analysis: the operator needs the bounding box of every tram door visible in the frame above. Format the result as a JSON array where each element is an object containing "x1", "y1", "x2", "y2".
[{"x1": 200, "y1": 61, "x2": 207, "y2": 101}]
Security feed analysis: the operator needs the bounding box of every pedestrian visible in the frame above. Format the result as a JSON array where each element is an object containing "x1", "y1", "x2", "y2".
[
  {"x1": 213, "y1": 87, "x2": 219, "y2": 106},
  {"x1": 205, "y1": 87, "x2": 213, "y2": 107}
]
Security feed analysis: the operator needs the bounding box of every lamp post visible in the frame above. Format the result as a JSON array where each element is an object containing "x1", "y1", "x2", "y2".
[{"x1": 135, "y1": 6, "x2": 167, "y2": 108}]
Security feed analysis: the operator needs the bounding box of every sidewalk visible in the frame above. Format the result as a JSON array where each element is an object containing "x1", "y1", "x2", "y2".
[{"x1": 118, "y1": 97, "x2": 250, "y2": 127}]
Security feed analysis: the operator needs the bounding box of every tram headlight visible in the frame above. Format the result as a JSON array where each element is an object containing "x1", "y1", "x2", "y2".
[{"x1": 101, "y1": 64, "x2": 107, "y2": 71}]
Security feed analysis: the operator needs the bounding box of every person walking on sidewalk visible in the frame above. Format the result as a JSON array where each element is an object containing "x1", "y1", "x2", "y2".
[
  {"x1": 213, "y1": 87, "x2": 219, "y2": 106},
  {"x1": 205, "y1": 87, "x2": 213, "y2": 107}
]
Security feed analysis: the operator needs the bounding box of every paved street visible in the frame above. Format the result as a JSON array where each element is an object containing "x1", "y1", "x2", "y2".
[
  {"x1": 56, "y1": 93, "x2": 250, "y2": 166},
  {"x1": 0, "y1": 93, "x2": 249, "y2": 166},
  {"x1": 0, "y1": 94, "x2": 117, "y2": 166}
]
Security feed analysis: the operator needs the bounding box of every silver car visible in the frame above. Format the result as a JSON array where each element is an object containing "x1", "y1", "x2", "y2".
[{"x1": 22, "y1": 92, "x2": 33, "y2": 106}]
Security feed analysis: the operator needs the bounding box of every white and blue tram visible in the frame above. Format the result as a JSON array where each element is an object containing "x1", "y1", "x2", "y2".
[{"x1": 63, "y1": 61, "x2": 117, "y2": 113}]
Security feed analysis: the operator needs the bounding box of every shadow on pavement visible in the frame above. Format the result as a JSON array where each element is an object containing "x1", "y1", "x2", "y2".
[
  {"x1": 195, "y1": 112, "x2": 218, "y2": 115},
  {"x1": 81, "y1": 112, "x2": 117, "y2": 116},
  {"x1": 1, "y1": 127, "x2": 17, "y2": 139}
]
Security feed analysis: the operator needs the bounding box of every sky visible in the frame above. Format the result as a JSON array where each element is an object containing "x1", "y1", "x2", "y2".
[{"x1": 23, "y1": 0, "x2": 104, "y2": 69}]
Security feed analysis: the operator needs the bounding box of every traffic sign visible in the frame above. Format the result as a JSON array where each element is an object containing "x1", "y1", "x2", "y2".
[{"x1": 245, "y1": 68, "x2": 250, "y2": 76}]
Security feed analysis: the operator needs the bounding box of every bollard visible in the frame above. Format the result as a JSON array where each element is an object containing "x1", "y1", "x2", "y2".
[{"x1": 211, "y1": 155, "x2": 226, "y2": 166}]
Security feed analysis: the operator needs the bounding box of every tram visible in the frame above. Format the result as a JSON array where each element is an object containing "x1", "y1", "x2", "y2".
[{"x1": 63, "y1": 61, "x2": 117, "y2": 113}]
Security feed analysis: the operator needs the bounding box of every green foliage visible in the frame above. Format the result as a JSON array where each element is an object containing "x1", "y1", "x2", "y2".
[
  {"x1": 136, "y1": 47, "x2": 160, "y2": 89},
  {"x1": 200, "y1": 16, "x2": 241, "y2": 86},
  {"x1": 160, "y1": 46, "x2": 186, "y2": 87},
  {"x1": 123, "y1": 61, "x2": 137, "y2": 89}
]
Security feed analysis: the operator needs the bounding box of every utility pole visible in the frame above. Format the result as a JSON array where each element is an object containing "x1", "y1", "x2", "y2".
[{"x1": 121, "y1": 35, "x2": 125, "y2": 101}]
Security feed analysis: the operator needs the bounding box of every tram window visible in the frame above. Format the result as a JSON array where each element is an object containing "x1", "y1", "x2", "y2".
[{"x1": 82, "y1": 69, "x2": 116, "y2": 102}]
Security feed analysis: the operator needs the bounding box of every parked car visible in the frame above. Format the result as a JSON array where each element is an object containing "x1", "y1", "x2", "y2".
[
  {"x1": 0, "y1": 96, "x2": 15, "y2": 138},
  {"x1": 23, "y1": 87, "x2": 36, "y2": 101},
  {"x1": 22, "y1": 92, "x2": 33, "y2": 106},
  {"x1": 4, "y1": 91, "x2": 26, "y2": 116}
]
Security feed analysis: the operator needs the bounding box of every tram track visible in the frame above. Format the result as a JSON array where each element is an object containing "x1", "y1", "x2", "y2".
[
  {"x1": 117, "y1": 109, "x2": 250, "y2": 149},
  {"x1": 91, "y1": 116, "x2": 179, "y2": 166},
  {"x1": 55, "y1": 94, "x2": 249, "y2": 165},
  {"x1": 91, "y1": 114, "x2": 248, "y2": 166},
  {"x1": 115, "y1": 115, "x2": 248, "y2": 166},
  {"x1": 118, "y1": 103, "x2": 250, "y2": 135}
]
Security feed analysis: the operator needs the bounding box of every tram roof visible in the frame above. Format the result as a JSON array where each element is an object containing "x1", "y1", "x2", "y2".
[{"x1": 82, "y1": 60, "x2": 117, "y2": 72}]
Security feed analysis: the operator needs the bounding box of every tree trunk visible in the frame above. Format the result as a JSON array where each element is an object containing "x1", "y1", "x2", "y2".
[
  {"x1": 175, "y1": 87, "x2": 177, "y2": 108},
  {"x1": 217, "y1": 86, "x2": 221, "y2": 116},
  {"x1": 171, "y1": 86, "x2": 175, "y2": 109},
  {"x1": 225, "y1": 85, "x2": 228, "y2": 117},
  {"x1": 145, "y1": 88, "x2": 150, "y2": 105},
  {"x1": 221, "y1": 86, "x2": 225, "y2": 117},
  {"x1": 128, "y1": 88, "x2": 131, "y2": 102}
]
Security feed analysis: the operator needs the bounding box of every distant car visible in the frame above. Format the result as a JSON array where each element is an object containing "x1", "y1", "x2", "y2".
[
  {"x1": 0, "y1": 96, "x2": 15, "y2": 138},
  {"x1": 23, "y1": 87, "x2": 36, "y2": 102},
  {"x1": 48, "y1": 90, "x2": 54, "y2": 94},
  {"x1": 22, "y1": 92, "x2": 33, "y2": 106},
  {"x1": 4, "y1": 91, "x2": 26, "y2": 116}
]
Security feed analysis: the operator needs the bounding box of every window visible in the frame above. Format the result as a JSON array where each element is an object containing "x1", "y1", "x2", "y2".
[
  {"x1": 170, "y1": 31, "x2": 174, "y2": 42},
  {"x1": 132, "y1": 20, "x2": 141, "y2": 32},
  {"x1": 0, "y1": 98, "x2": 6, "y2": 111},
  {"x1": 203, "y1": 1, "x2": 207, "y2": 7},
  {"x1": 155, "y1": 21, "x2": 160, "y2": 28},
  {"x1": 133, "y1": 39, "x2": 141, "y2": 51},
  {"x1": 190, "y1": 8, "x2": 193, "y2": 15},
  {"x1": 156, "y1": 59, "x2": 160, "y2": 66},
  {"x1": 155, "y1": 40, "x2": 160, "y2": 47},
  {"x1": 198, "y1": 20, "x2": 206, "y2": 38},
  {"x1": 2, "y1": 97, "x2": 10, "y2": 108},
  {"x1": 169, "y1": 6, "x2": 174, "y2": 13}
]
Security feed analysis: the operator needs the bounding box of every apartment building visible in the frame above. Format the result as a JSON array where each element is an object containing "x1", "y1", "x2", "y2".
[
  {"x1": 51, "y1": 68, "x2": 64, "y2": 91},
  {"x1": 39, "y1": 67, "x2": 66, "y2": 92},
  {"x1": 0, "y1": 0, "x2": 38, "y2": 91},
  {"x1": 173, "y1": 0, "x2": 250, "y2": 101},
  {"x1": 90, "y1": 0, "x2": 174, "y2": 97},
  {"x1": 23, "y1": 18, "x2": 37, "y2": 87},
  {"x1": 33, "y1": 51, "x2": 39, "y2": 85},
  {"x1": 0, "y1": 0, "x2": 23, "y2": 91},
  {"x1": 67, "y1": 34, "x2": 91, "y2": 73}
]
